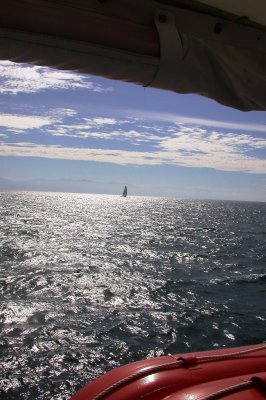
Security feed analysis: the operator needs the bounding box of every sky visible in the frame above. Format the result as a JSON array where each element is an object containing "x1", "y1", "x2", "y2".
[{"x1": 0, "y1": 60, "x2": 265, "y2": 201}]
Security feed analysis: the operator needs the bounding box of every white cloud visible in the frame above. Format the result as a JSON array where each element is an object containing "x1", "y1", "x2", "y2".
[
  {"x1": 0, "y1": 110, "x2": 265, "y2": 175},
  {"x1": 0, "y1": 61, "x2": 113, "y2": 94},
  {"x1": 0, "y1": 142, "x2": 160, "y2": 165},
  {"x1": 1, "y1": 132, "x2": 265, "y2": 174},
  {"x1": 0, "y1": 114, "x2": 54, "y2": 131},
  {"x1": 47, "y1": 124, "x2": 165, "y2": 142},
  {"x1": 85, "y1": 118, "x2": 117, "y2": 125},
  {"x1": 159, "y1": 128, "x2": 266, "y2": 155},
  {"x1": 50, "y1": 108, "x2": 77, "y2": 118},
  {"x1": 131, "y1": 110, "x2": 266, "y2": 133}
]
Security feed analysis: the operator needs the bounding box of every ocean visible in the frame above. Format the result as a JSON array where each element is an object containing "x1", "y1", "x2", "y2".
[{"x1": 0, "y1": 191, "x2": 265, "y2": 399}]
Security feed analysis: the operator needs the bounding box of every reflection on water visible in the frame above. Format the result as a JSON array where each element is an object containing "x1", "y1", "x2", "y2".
[{"x1": 0, "y1": 192, "x2": 265, "y2": 399}]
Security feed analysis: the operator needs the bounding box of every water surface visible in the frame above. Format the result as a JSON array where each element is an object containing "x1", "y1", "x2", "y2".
[{"x1": 1, "y1": 192, "x2": 265, "y2": 399}]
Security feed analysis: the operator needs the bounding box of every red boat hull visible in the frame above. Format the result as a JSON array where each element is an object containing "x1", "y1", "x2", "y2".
[{"x1": 71, "y1": 344, "x2": 266, "y2": 400}]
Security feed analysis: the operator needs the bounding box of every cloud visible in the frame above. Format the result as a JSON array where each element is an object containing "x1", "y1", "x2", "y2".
[
  {"x1": 1, "y1": 132, "x2": 265, "y2": 174},
  {"x1": 0, "y1": 142, "x2": 160, "y2": 165},
  {"x1": 48, "y1": 126, "x2": 163, "y2": 142},
  {"x1": 130, "y1": 110, "x2": 266, "y2": 133},
  {"x1": 0, "y1": 108, "x2": 76, "y2": 134},
  {"x1": 84, "y1": 118, "x2": 117, "y2": 126},
  {"x1": 159, "y1": 128, "x2": 265, "y2": 154},
  {"x1": 44, "y1": 114, "x2": 167, "y2": 142},
  {"x1": 0, "y1": 113, "x2": 54, "y2": 131},
  {"x1": 49, "y1": 108, "x2": 77, "y2": 118},
  {"x1": 0, "y1": 110, "x2": 265, "y2": 175},
  {"x1": 43, "y1": 114, "x2": 266, "y2": 156},
  {"x1": 0, "y1": 61, "x2": 113, "y2": 94},
  {"x1": 155, "y1": 127, "x2": 266, "y2": 173}
]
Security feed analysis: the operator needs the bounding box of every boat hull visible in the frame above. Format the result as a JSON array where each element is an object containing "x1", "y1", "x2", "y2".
[{"x1": 71, "y1": 344, "x2": 266, "y2": 399}]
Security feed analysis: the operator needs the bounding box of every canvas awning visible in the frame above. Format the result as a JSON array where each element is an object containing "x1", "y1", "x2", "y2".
[{"x1": 0, "y1": 0, "x2": 265, "y2": 111}]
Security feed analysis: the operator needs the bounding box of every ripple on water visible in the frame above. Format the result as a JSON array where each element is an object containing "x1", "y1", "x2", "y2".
[{"x1": 0, "y1": 192, "x2": 265, "y2": 399}]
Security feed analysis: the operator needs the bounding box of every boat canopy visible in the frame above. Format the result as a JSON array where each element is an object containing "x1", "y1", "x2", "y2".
[{"x1": 1, "y1": 0, "x2": 265, "y2": 111}]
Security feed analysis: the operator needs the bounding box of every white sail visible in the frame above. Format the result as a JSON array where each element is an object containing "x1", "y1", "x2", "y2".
[{"x1": 122, "y1": 186, "x2": 127, "y2": 197}]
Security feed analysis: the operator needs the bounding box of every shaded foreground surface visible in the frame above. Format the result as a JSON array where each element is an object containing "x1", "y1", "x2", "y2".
[{"x1": 0, "y1": 192, "x2": 265, "y2": 399}]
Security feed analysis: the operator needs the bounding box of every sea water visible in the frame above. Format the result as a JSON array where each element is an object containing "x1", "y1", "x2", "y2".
[{"x1": 0, "y1": 191, "x2": 265, "y2": 399}]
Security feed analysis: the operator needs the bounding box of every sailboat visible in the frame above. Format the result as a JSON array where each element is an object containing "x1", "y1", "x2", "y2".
[{"x1": 121, "y1": 185, "x2": 127, "y2": 197}]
